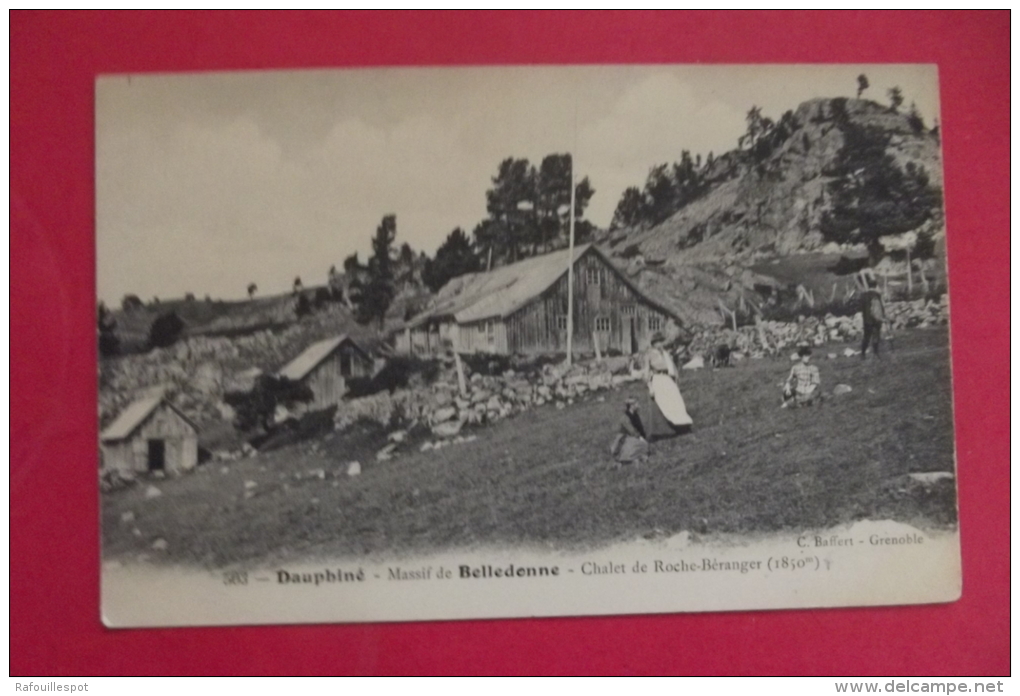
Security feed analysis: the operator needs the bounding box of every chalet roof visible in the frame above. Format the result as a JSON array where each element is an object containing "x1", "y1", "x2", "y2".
[
  {"x1": 406, "y1": 244, "x2": 680, "y2": 327},
  {"x1": 277, "y1": 335, "x2": 365, "y2": 382},
  {"x1": 100, "y1": 395, "x2": 197, "y2": 443}
]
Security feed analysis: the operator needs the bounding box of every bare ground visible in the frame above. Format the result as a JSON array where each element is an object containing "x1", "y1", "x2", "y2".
[{"x1": 101, "y1": 327, "x2": 957, "y2": 568}]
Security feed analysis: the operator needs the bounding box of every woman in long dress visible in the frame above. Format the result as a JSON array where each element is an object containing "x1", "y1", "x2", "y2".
[{"x1": 643, "y1": 332, "x2": 693, "y2": 440}]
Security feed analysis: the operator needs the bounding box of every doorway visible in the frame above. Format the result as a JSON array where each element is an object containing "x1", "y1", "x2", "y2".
[
  {"x1": 622, "y1": 316, "x2": 639, "y2": 355},
  {"x1": 147, "y1": 439, "x2": 166, "y2": 471}
]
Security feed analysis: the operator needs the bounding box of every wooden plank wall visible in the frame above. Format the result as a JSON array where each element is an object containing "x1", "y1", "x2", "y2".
[
  {"x1": 103, "y1": 404, "x2": 199, "y2": 474},
  {"x1": 307, "y1": 342, "x2": 372, "y2": 408},
  {"x1": 505, "y1": 253, "x2": 672, "y2": 355}
]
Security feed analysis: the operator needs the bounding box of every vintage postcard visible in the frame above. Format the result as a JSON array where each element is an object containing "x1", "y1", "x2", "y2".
[{"x1": 97, "y1": 65, "x2": 959, "y2": 627}]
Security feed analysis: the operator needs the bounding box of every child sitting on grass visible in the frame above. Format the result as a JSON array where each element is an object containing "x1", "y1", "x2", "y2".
[{"x1": 782, "y1": 345, "x2": 821, "y2": 408}]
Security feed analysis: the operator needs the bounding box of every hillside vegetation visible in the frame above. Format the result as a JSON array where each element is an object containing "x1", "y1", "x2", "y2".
[{"x1": 599, "y1": 97, "x2": 944, "y2": 325}]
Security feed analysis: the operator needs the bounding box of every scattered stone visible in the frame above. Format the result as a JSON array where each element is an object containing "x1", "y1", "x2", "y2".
[
  {"x1": 683, "y1": 355, "x2": 705, "y2": 370},
  {"x1": 346, "y1": 461, "x2": 361, "y2": 477},
  {"x1": 144, "y1": 485, "x2": 162, "y2": 499},
  {"x1": 132, "y1": 528, "x2": 142, "y2": 537},
  {"x1": 151, "y1": 470, "x2": 166, "y2": 480},
  {"x1": 376, "y1": 443, "x2": 398, "y2": 461},
  {"x1": 432, "y1": 420, "x2": 463, "y2": 438},
  {"x1": 151, "y1": 538, "x2": 168, "y2": 551},
  {"x1": 307, "y1": 468, "x2": 326, "y2": 480},
  {"x1": 220, "y1": 466, "x2": 230, "y2": 475},
  {"x1": 420, "y1": 441, "x2": 435, "y2": 452},
  {"x1": 387, "y1": 429, "x2": 407, "y2": 443},
  {"x1": 244, "y1": 480, "x2": 258, "y2": 490},
  {"x1": 843, "y1": 347, "x2": 860, "y2": 357},
  {"x1": 908, "y1": 472, "x2": 954, "y2": 485},
  {"x1": 555, "y1": 402, "x2": 566, "y2": 410},
  {"x1": 833, "y1": 384, "x2": 853, "y2": 396},
  {"x1": 120, "y1": 511, "x2": 136, "y2": 524},
  {"x1": 827, "y1": 353, "x2": 837, "y2": 360},
  {"x1": 432, "y1": 406, "x2": 457, "y2": 424}
]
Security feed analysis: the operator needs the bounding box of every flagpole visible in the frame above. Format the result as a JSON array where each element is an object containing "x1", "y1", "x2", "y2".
[
  {"x1": 566, "y1": 102, "x2": 577, "y2": 367},
  {"x1": 566, "y1": 155, "x2": 576, "y2": 367}
]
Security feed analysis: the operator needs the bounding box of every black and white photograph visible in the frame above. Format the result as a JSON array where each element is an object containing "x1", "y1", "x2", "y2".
[{"x1": 97, "y1": 64, "x2": 960, "y2": 627}]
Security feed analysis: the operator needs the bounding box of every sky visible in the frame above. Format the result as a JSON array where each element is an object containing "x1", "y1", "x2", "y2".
[{"x1": 96, "y1": 64, "x2": 940, "y2": 304}]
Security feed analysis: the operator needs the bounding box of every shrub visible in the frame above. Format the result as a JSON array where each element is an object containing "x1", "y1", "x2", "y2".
[
  {"x1": 148, "y1": 311, "x2": 185, "y2": 349},
  {"x1": 370, "y1": 355, "x2": 442, "y2": 393},
  {"x1": 223, "y1": 375, "x2": 313, "y2": 433},
  {"x1": 619, "y1": 243, "x2": 642, "y2": 259},
  {"x1": 461, "y1": 352, "x2": 514, "y2": 377}
]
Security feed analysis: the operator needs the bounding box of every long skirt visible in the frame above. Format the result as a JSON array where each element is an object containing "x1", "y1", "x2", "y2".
[
  {"x1": 610, "y1": 434, "x2": 649, "y2": 464},
  {"x1": 647, "y1": 374, "x2": 693, "y2": 440}
]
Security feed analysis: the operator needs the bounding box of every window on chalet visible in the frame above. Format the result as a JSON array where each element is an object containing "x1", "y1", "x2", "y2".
[
  {"x1": 621, "y1": 305, "x2": 636, "y2": 316},
  {"x1": 648, "y1": 315, "x2": 662, "y2": 331},
  {"x1": 486, "y1": 320, "x2": 496, "y2": 346},
  {"x1": 595, "y1": 316, "x2": 611, "y2": 332},
  {"x1": 556, "y1": 315, "x2": 568, "y2": 331},
  {"x1": 585, "y1": 267, "x2": 605, "y2": 285}
]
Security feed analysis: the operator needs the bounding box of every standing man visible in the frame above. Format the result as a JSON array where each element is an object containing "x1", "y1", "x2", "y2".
[{"x1": 860, "y1": 277, "x2": 887, "y2": 359}]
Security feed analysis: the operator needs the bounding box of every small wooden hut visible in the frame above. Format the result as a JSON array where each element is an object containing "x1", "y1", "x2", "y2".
[
  {"x1": 276, "y1": 335, "x2": 373, "y2": 410},
  {"x1": 100, "y1": 395, "x2": 199, "y2": 475}
]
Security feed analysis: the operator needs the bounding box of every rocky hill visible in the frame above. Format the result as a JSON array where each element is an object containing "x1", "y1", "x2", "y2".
[{"x1": 598, "y1": 97, "x2": 945, "y2": 326}]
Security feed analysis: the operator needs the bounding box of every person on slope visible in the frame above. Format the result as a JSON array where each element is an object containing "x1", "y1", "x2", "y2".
[{"x1": 643, "y1": 332, "x2": 693, "y2": 440}]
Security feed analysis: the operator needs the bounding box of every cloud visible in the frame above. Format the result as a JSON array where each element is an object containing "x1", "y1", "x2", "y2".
[{"x1": 578, "y1": 72, "x2": 745, "y2": 226}]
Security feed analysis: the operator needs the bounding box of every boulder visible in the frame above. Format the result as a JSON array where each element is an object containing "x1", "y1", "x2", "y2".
[
  {"x1": 144, "y1": 485, "x2": 162, "y2": 499},
  {"x1": 432, "y1": 406, "x2": 457, "y2": 424},
  {"x1": 376, "y1": 443, "x2": 398, "y2": 461},
  {"x1": 151, "y1": 538, "x2": 168, "y2": 551},
  {"x1": 388, "y1": 429, "x2": 407, "y2": 443},
  {"x1": 833, "y1": 384, "x2": 853, "y2": 396},
  {"x1": 346, "y1": 461, "x2": 362, "y2": 477},
  {"x1": 432, "y1": 420, "x2": 464, "y2": 438}
]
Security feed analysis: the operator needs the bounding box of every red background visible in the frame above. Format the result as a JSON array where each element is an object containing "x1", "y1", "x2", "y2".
[{"x1": 10, "y1": 11, "x2": 1009, "y2": 675}]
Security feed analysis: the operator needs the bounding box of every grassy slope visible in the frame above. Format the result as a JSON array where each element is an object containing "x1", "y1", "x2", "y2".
[{"x1": 102, "y1": 328, "x2": 956, "y2": 568}]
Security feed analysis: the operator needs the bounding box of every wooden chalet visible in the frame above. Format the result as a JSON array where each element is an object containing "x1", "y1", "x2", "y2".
[
  {"x1": 396, "y1": 244, "x2": 680, "y2": 356},
  {"x1": 276, "y1": 335, "x2": 373, "y2": 410},
  {"x1": 100, "y1": 395, "x2": 199, "y2": 475}
]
